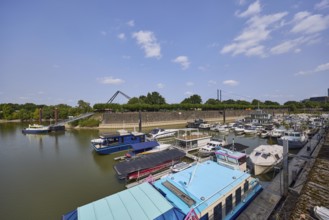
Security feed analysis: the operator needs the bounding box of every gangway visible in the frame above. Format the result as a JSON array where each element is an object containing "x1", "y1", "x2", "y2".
[{"x1": 54, "y1": 112, "x2": 95, "y2": 126}]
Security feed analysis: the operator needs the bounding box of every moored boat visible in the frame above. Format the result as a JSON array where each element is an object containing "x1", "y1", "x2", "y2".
[
  {"x1": 63, "y1": 160, "x2": 263, "y2": 220},
  {"x1": 147, "y1": 128, "x2": 178, "y2": 140},
  {"x1": 91, "y1": 130, "x2": 146, "y2": 155},
  {"x1": 125, "y1": 141, "x2": 171, "y2": 158},
  {"x1": 114, "y1": 148, "x2": 185, "y2": 180},
  {"x1": 249, "y1": 144, "x2": 283, "y2": 175},
  {"x1": 277, "y1": 130, "x2": 308, "y2": 149},
  {"x1": 198, "y1": 138, "x2": 227, "y2": 157},
  {"x1": 171, "y1": 161, "x2": 192, "y2": 173},
  {"x1": 215, "y1": 148, "x2": 248, "y2": 171},
  {"x1": 22, "y1": 124, "x2": 50, "y2": 134}
]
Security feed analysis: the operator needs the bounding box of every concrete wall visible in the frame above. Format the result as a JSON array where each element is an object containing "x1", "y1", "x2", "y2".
[{"x1": 101, "y1": 109, "x2": 287, "y2": 126}]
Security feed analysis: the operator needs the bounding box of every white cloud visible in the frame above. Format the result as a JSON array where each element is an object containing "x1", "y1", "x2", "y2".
[
  {"x1": 235, "y1": 1, "x2": 261, "y2": 18},
  {"x1": 172, "y1": 56, "x2": 190, "y2": 70},
  {"x1": 97, "y1": 76, "x2": 125, "y2": 85},
  {"x1": 186, "y1": 82, "x2": 194, "y2": 86},
  {"x1": 271, "y1": 35, "x2": 321, "y2": 55},
  {"x1": 223, "y1": 80, "x2": 239, "y2": 86},
  {"x1": 315, "y1": 0, "x2": 329, "y2": 10},
  {"x1": 157, "y1": 83, "x2": 165, "y2": 89},
  {"x1": 315, "y1": 62, "x2": 329, "y2": 72},
  {"x1": 127, "y1": 20, "x2": 135, "y2": 27},
  {"x1": 208, "y1": 80, "x2": 217, "y2": 85},
  {"x1": 221, "y1": 2, "x2": 288, "y2": 57},
  {"x1": 117, "y1": 33, "x2": 126, "y2": 40},
  {"x1": 132, "y1": 31, "x2": 161, "y2": 59},
  {"x1": 295, "y1": 61, "x2": 329, "y2": 76},
  {"x1": 185, "y1": 91, "x2": 193, "y2": 96},
  {"x1": 291, "y1": 11, "x2": 329, "y2": 34}
]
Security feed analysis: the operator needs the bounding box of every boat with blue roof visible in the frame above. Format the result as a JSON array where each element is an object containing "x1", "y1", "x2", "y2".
[
  {"x1": 91, "y1": 129, "x2": 146, "y2": 155},
  {"x1": 62, "y1": 160, "x2": 262, "y2": 220}
]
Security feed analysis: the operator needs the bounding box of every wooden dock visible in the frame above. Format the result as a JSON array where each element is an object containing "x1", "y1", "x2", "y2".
[{"x1": 237, "y1": 129, "x2": 326, "y2": 220}]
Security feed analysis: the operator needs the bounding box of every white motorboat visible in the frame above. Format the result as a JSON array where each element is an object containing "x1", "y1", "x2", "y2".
[
  {"x1": 210, "y1": 124, "x2": 230, "y2": 133},
  {"x1": 270, "y1": 129, "x2": 285, "y2": 138},
  {"x1": 249, "y1": 144, "x2": 283, "y2": 175},
  {"x1": 314, "y1": 206, "x2": 329, "y2": 220},
  {"x1": 198, "y1": 138, "x2": 227, "y2": 157},
  {"x1": 234, "y1": 125, "x2": 245, "y2": 134},
  {"x1": 147, "y1": 128, "x2": 178, "y2": 140},
  {"x1": 198, "y1": 123, "x2": 212, "y2": 129},
  {"x1": 277, "y1": 130, "x2": 308, "y2": 149},
  {"x1": 243, "y1": 125, "x2": 258, "y2": 135},
  {"x1": 22, "y1": 124, "x2": 50, "y2": 134},
  {"x1": 170, "y1": 161, "x2": 192, "y2": 173},
  {"x1": 259, "y1": 129, "x2": 270, "y2": 138}
]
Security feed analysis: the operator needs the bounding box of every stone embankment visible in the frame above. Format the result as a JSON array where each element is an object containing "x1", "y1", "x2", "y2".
[{"x1": 99, "y1": 109, "x2": 286, "y2": 129}]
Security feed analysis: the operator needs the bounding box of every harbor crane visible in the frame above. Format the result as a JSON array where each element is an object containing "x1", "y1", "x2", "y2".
[{"x1": 107, "y1": 91, "x2": 131, "y2": 104}]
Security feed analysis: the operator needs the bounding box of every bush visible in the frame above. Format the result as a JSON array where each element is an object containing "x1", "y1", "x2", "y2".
[{"x1": 78, "y1": 118, "x2": 100, "y2": 127}]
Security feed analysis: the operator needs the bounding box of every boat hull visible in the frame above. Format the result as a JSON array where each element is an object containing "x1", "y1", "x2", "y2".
[
  {"x1": 92, "y1": 144, "x2": 131, "y2": 155},
  {"x1": 22, "y1": 128, "x2": 50, "y2": 134},
  {"x1": 277, "y1": 139, "x2": 307, "y2": 149}
]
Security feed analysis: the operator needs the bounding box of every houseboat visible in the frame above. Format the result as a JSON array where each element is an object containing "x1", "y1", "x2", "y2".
[
  {"x1": 62, "y1": 160, "x2": 262, "y2": 220},
  {"x1": 243, "y1": 108, "x2": 273, "y2": 125},
  {"x1": 91, "y1": 130, "x2": 146, "y2": 155},
  {"x1": 174, "y1": 128, "x2": 211, "y2": 151},
  {"x1": 114, "y1": 148, "x2": 185, "y2": 180},
  {"x1": 125, "y1": 141, "x2": 171, "y2": 158}
]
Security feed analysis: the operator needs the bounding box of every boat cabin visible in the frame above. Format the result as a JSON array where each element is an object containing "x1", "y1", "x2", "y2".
[
  {"x1": 215, "y1": 149, "x2": 248, "y2": 172},
  {"x1": 174, "y1": 128, "x2": 211, "y2": 151}
]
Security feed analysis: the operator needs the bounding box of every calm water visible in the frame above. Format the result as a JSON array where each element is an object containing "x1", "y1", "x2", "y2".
[{"x1": 0, "y1": 123, "x2": 269, "y2": 220}]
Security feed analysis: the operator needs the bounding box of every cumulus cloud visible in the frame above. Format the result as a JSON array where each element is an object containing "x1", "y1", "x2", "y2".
[
  {"x1": 132, "y1": 31, "x2": 161, "y2": 59},
  {"x1": 172, "y1": 56, "x2": 191, "y2": 70},
  {"x1": 223, "y1": 80, "x2": 239, "y2": 86},
  {"x1": 270, "y1": 35, "x2": 320, "y2": 54},
  {"x1": 221, "y1": 1, "x2": 287, "y2": 57},
  {"x1": 117, "y1": 33, "x2": 126, "y2": 40},
  {"x1": 291, "y1": 11, "x2": 329, "y2": 34},
  {"x1": 157, "y1": 83, "x2": 165, "y2": 89},
  {"x1": 97, "y1": 76, "x2": 125, "y2": 85},
  {"x1": 235, "y1": 0, "x2": 261, "y2": 18},
  {"x1": 315, "y1": 0, "x2": 329, "y2": 10},
  {"x1": 295, "y1": 61, "x2": 329, "y2": 76},
  {"x1": 127, "y1": 20, "x2": 135, "y2": 27}
]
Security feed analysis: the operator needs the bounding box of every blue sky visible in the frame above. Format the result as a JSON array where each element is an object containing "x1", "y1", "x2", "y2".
[{"x1": 1, "y1": 0, "x2": 329, "y2": 106}]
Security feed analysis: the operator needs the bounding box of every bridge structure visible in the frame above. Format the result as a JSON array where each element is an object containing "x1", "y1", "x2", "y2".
[{"x1": 54, "y1": 112, "x2": 95, "y2": 126}]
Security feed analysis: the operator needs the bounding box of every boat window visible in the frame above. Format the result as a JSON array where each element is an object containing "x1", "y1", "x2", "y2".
[
  {"x1": 238, "y1": 156, "x2": 247, "y2": 165},
  {"x1": 227, "y1": 157, "x2": 237, "y2": 164},
  {"x1": 274, "y1": 154, "x2": 280, "y2": 160},
  {"x1": 261, "y1": 153, "x2": 269, "y2": 159},
  {"x1": 255, "y1": 152, "x2": 261, "y2": 156},
  {"x1": 213, "y1": 202, "x2": 222, "y2": 220},
  {"x1": 225, "y1": 194, "x2": 233, "y2": 215},
  {"x1": 105, "y1": 137, "x2": 119, "y2": 145},
  {"x1": 217, "y1": 154, "x2": 226, "y2": 162},
  {"x1": 236, "y1": 187, "x2": 241, "y2": 205},
  {"x1": 295, "y1": 133, "x2": 300, "y2": 137},
  {"x1": 244, "y1": 181, "x2": 249, "y2": 193}
]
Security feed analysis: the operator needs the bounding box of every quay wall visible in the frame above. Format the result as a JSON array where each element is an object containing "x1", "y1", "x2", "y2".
[{"x1": 99, "y1": 109, "x2": 287, "y2": 129}]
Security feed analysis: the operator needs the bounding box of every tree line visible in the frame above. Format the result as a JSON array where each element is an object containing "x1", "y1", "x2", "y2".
[{"x1": 1, "y1": 92, "x2": 328, "y2": 121}]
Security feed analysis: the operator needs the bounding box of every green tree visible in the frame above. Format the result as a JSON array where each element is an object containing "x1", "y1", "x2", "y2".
[
  {"x1": 181, "y1": 94, "x2": 202, "y2": 104},
  {"x1": 205, "y1": 98, "x2": 220, "y2": 105},
  {"x1": 77, "y1": 100, "x2": 92, "y2": 113},
  {"x1": 144, "y1": 92, "x2": 166, "y2": 105}
]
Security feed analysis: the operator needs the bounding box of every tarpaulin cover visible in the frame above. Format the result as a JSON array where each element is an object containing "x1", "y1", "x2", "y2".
[{"x1": 114, "y1": 148, "x2": 185, "y2": 177}]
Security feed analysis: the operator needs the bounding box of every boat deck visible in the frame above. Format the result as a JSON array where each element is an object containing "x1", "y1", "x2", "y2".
[{"x1": 237, "y1": 129, "x2": 326, "y2": 220}]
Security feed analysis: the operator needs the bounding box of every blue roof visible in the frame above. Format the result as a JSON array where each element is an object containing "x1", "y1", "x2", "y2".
[
  {"x1": 153, "y1": 160, "x2": 251, "y2": 215},
  {"x1": 77, "y1": 183, "x2": 173, "y2": 220},
  {"x1": 130, "y1": 141, "x2": 159, "y2": 151}
]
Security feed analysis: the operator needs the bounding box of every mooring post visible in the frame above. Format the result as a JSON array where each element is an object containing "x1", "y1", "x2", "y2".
[
  {"x1": 283, "y1": 139, "x2": 289, "y2": 197},
  {"x1": 138, "y1": 110, "x2": 142, "y2": 132}
]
